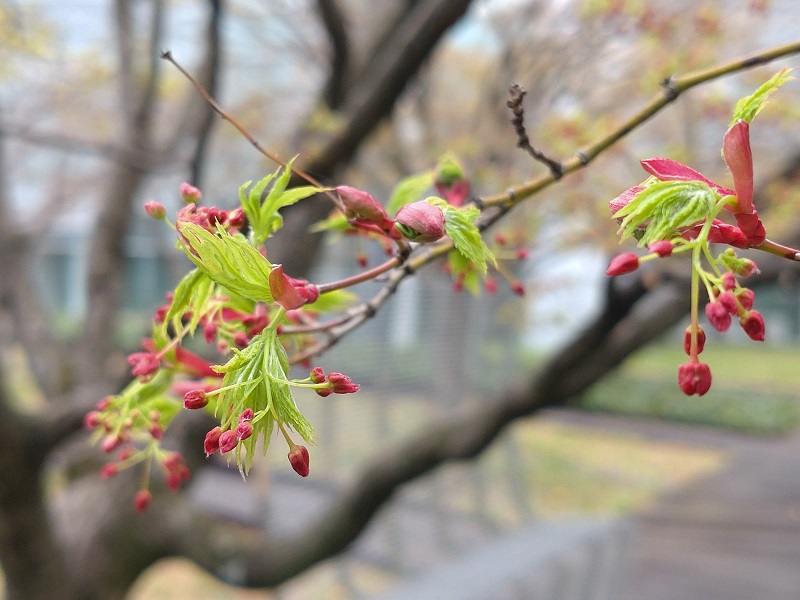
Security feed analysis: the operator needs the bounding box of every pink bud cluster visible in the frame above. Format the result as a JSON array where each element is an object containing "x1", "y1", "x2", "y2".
[
  {"x1": 193, "y1": 302, "x2": 270, "y2": 351},
  {"x1": 203, "y1": 408, "x2": 256, "y2": 456},
  {"x1": 126, "y1": 338, "x2": 222, "y2": 383},
  {"x1": 705, "y1": 271, "x2": 764, "y2": 342},
  {"x1": 309, "y1": 367, "x2": 360, "y2": 396},
  {"x1": 86, "y1": 394, "x2": 191, "y2": 511},
  {"x1": 677, "y1": 266, "x2": 764, "y2": 397},
  {"x1": 176, "y1": 202, "x2": 245, "y2": 236}
]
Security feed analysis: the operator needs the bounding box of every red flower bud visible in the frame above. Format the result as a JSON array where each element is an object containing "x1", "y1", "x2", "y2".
[
  {"x1": 736, "y1": 288, "x2": 755, "y2": 310},
  {"x1": 179, "y1": 182, "x2": 202, "y2": 203},
  {"x1": 227, "y1": 207, "x2": 246, "y2": 228},
  {"x1": 336, "y1": 185, "x2": 389, "y2": 223},
  {"x1": 269, "y1": 265, "x2": 320, "y2": 310},
  {"x1": 183, "y1": 389, "x2": 208, "y2": 410},
  {"x1": 235, "y1": 421, "x2": 254, "y2": 441},
  {"x1": 327, "y1": 372, "x2": 360, "y2": 394},
  {"x1": 204, "y1": 427, "x2": 222, "y2": 456},
  {"x1": 84, "y1": 411, "x2": 102, "y2": 429},
  {"x1": 435, "y1": 157, "x2": 470, "y2": 207},
  {"x1": 739, "y1": 310, "x2": 765, "y2": 341},
  {"x1": 648, "y1": 240, "x2": 673, "y2": 257},
  {"x1": 735, "y1": 258, "x2": 759, "y2": 277},
  {"x1": 144, "y1": 200, "x2": 167, "y2": 220},
  {"x1": 720, "y1": 272, "x2": 737, "y2": 290},
  {"x1": 288, "y1": 444, "x2": 310, "y2": 477},
  {"x1": 100, "y1": 463, "x2": 118, "y2": 479},
  {"x1": 705, "y1": 301, "x2": 731, "y2": 332},
  {"x1": 101, "y1": 435, "x2": 122, "y2": 453},
  {"x1": 717, "y1": 291, "x2": 739, "y2": 314},
  {"x1": 218, "y1": 430, "x2": 238, "y2": 453},
  {"x1": 605, "y1": 253, "x2": 639, "y2": 276},
  {"x1": 148, "y1": 422, "x2": 163, "y2": 440},
  {"x1": 162, "y1": 451, "x2": 183, "y2": 470},
  {"x1": 127, "y1": 352, "x2": 160, "y2": 381},
  {"x1": 394, "y1": 201, "x2": 446, "y2": 243},
  {"x1": 133, "y1": 490, "x2": 152, "y2": 513},
  {"x1": 678, "y1": 362, "x2": 712, "y2": 396},
  {"x1": 203, "y1": 321, "x2": 217, "y2": 344},
  {"x1": 683, "y1": 325, "x2": 706, "y2": 355},
  {"x1": 310, "y1": 367, "x2": 326, "y2": 384}
]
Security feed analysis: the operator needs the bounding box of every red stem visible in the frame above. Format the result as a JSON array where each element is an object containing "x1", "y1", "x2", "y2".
[
  {"x1": 753, "y1": 238, "x2": 800, "y2": 261},
  {"x1": 316, "y1": 256, "x2": 401, "y2": 294}
]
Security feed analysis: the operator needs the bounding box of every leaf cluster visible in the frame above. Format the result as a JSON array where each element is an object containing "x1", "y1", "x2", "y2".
[
  {"x1": 612, "y1": 180, "x2": 718, "y2": 246},
  {"x1": 239, "y1": 158, "x2": 326, "y2": 245},
  {"x1": 177, "y1": 222, "x2": 274, "y2": 302},
  {"x1": 731, "y1": 68, "x2": 794, "y2": 126},
  {"x1": 213, "y1": 330, "x2": 315, "y2": 474}
]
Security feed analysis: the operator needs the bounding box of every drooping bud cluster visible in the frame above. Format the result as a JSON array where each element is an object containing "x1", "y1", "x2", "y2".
[
  {"x1": 603, "y1": 70, "x2": 794, "y2": 396},
  {"x1": 309, "y1": 367, "x2": 360, "y2": 397},
  {"x1": 606, "y1": 69, "x2": 800, "y2": 395},
  {"x1": 85, "y1": 391, "x2": 192, "y2": 511}
]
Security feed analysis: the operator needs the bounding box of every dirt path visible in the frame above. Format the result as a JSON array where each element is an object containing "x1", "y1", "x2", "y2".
[{"x1": 549, "y1": 410, "x2": 800, "y2": 600}]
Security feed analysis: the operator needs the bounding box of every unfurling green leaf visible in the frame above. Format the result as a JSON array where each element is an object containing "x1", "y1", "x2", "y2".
[
  {"x1": 240, "y1": 159, "x2": 328, "y2": 244},
  {"x1": 177, "y1": 222, "x2": 274, "y2": 302},
  {"x1": 731, "y1": 68, "x2": 794, "y2": 126},
  {"x1": 440, "y1": 203, "x2": 496, "y2": 275},
  {"x1": 613, "y1": 180, "x2": 717, "y2": 246},
  {"x1": 163, "y1": 268, "x2": 215, "y2": 335}
]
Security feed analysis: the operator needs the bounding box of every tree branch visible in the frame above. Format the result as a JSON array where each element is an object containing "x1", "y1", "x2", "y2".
[{"x1": 315, "y1": 0, "x2": 350, "y2": 109}]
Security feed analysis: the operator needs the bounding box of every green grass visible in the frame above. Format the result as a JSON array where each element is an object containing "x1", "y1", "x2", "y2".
[{"x1": 578, "y1": 344, "x2": 800, "y2": 435}]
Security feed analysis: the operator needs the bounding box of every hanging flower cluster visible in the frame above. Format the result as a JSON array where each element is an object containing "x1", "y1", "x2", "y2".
[
  {"x1": 86, "y1": 155, "x2": 498, "y2": 510},
  {"x1": 605, "y1": 69, "x2": 794, "y2": 396}
]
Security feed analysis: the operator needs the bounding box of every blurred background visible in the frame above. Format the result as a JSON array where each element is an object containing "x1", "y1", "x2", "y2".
[{"x1": 1, "y1": 1, "x2": 800, "y2": 599}]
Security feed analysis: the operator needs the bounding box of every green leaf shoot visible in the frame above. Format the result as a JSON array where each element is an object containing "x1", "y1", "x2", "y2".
[
  {"x1": 731, "y1": 68, "x2": 794, "y2": 126},
  {"x1": 177, "y1": 222, "x2": 274, "y2": 303},
  {"x1": 439, "y1": 203, "x2": 496, "y2": 275},
  {"x1": 612, "y1": 180, "x2": 717, "y2": 246},
  {"x1": 239, "y1": 159, "x2": 328, "y2": 244}
]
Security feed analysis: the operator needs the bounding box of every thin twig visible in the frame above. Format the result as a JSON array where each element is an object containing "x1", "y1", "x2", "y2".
[
  {"x1": 484, "y1": 39, "x2": 800, "y2": 211},
  {"x1": 506, "y1": 83, "x2": 563, "y2": 178},
  {"x1": 160, "y1": 50, "x2": 343, "y2": 209}
]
